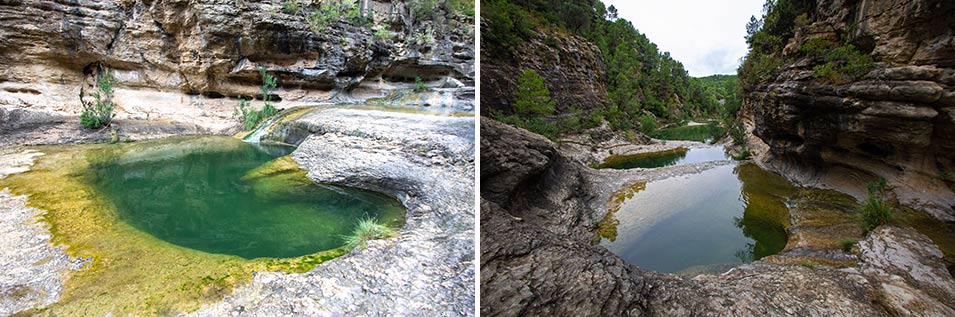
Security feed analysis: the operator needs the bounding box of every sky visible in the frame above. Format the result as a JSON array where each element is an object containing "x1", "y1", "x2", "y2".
[{"x1": 603, "y1": 0, "x2": 765, "y2": 77}]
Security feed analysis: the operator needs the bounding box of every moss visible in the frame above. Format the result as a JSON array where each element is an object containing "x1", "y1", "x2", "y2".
[{"x1": 0, "y1": 138, "x2": 352, "y2": 315}]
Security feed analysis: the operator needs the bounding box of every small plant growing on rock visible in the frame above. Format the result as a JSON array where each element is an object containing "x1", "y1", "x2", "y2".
[
  {"x1": 79, "y1": 70, "x2": 117, "y2": 130},
  {"x1": 800, "y1": 260, "x2": 818, "y2": 270},
  {"x1": 839, "y1": 239, "x2": 856, "y2": 252},
  {"x1": 281, "y1": 0, "x2": 300, "y2": 14},
  {"x1": 374, "y1": 28, "x2": 396, "y2": 40},
  {"x1": 729, "y1": 120, "x2": 747, "y2": 146},
  {"x1": 233, "y1": 68, "x2": 279, "y2": 130},
  {"x1": 413, "y1": 76, "x2": 429, "y2": 92},
  {"x1": 343, "y1": 218, "x2": 398, "y2": 249},
  {"x1": 860, "y1": 178, "x2": 892, "y2": 233}
]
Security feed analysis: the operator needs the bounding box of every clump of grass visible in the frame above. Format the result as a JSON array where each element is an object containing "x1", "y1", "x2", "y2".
[
  {"x1": 413, "y1": 76, "x2": 430, "y2": 92},
  {"x1": 860, "y1": 178, "x2": 892, "y2": 233},
  {"x1": 344, "y1": 218, "x2": 398, "y2": 249},
  {"x1": 233, "y1": 68, "x2": 279, "y2": 130},
  {"x1": 839, "y1": 239, "x2": 856, "y2": 252},
  {"x1": 800, "y1": 260, "x2": 818, "y2": 270},
  {"x1": 733, "y1": 150, "x2": 753, "y2": 161},
  {"x1": 79, "y1": 70, "x2": 117, "y2": 129}
]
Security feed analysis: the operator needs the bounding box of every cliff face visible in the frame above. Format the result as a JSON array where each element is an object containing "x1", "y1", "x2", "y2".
[
  {"x1": 742, "y1": 0, "x2": 955, "y2": 220},
  {"x1": 0, "y1": 0, "x2": 474, "y2": 135},
  {"x1": 480, "y1": 29, "x2": 607, "y2": 115}
]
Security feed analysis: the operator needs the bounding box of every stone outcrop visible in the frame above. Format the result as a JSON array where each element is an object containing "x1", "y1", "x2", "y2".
[
  {"x1": 194, "y1": 108, "x2": 475, "y2": 316},
  {"x1": 0, "y1": 0, "x2": 474, "y2": 138},
  {"x1": 480, "y1": 117, "x2": 955, "y2": 316},
  {"x1": 480, "y1": 29, "x2": 607, "y2": 115},
  {"x1": 741, "y1": 0, "x2": 955, "y2": 220}
]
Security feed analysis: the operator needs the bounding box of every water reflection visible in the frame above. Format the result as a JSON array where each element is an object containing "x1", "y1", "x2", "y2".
[
  {"x1": 598, "y1": 147, "x2": 730, "y2": 169},
  {"x1": 596, "y1": 163, "x2": 793, "y2": 273}
]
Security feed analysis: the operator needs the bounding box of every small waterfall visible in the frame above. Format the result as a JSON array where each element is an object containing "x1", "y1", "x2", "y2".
[{"x1": 242, "y1": 106, "x2": 316, "y2": 144}]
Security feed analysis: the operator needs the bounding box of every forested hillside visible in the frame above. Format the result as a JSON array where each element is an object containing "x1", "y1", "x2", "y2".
[{"x1": 482, "y1": 0, "x2": 736, "y2": 138}]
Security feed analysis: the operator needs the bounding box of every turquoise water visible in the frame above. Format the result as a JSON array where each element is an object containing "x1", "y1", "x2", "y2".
[
  {"x1": 87, "y1": 137, "x2": 405, "y2": 259},
  {"x1": 598, "y1": 147, "x2": 730, "y2": 169},
  {"x1": 597, "y1": 164, "x2": 792, "y2": 273}
]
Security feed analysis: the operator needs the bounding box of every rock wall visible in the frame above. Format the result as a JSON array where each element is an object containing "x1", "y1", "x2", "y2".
[
  {"x1": 0, "y1": 0, "x2": 474, "y2": 135},
  {"x1": 479, "y1": 29, "x2": 607, "y2": 115},
  {"x1": 742, "y1": 0, "x2": 955, "y2": 220}
]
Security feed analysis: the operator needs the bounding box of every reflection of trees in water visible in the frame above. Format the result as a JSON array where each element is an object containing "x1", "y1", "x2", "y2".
[
  {"x1": 732, "y1": 164, "x2": 796, "y2": 261},
  {"x1": 599, "y1": 148, "x2": 688, "y2": 169}
]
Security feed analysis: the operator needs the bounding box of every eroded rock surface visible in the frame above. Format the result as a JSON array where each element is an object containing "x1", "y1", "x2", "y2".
[
  {"x1": 741, "y1": 0, "x2": 955, "y2": 220},
  {"x1": 195, "y1": 109, "x2": 474, "y2": 316},
  {"x1": 0, "y1": 0, "x2": 474, "y2": 138},
  {"x1": 480, "y1": 117, "x2": 955, "y2": 316}
]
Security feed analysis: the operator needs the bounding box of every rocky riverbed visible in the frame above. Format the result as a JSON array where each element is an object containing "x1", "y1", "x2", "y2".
[{"x1": 480, "y1": 117, "x2": 955, "y2": 316}]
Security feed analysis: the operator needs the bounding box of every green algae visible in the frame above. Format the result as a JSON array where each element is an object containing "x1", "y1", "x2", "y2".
[{"x1": 0, "y1": 136, "x2": 405, "y2": 315}]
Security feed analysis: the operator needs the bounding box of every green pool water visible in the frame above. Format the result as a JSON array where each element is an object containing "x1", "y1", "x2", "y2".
[
  {"x1": 86, "y1": 137, "x2": 405, "y2": 259},
  {"x1": 598, "y1": 147, "x2": 730, "y2": 169},
  {"x1": 597, "y1": 164, "x2": 793, "y2": 273}
]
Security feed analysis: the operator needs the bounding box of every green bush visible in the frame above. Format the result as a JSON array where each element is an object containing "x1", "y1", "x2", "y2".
[
  {"x1": 733, "y1": 150, "x2": 753, "y2": 161},
  {"x1": 860, "y1": 178, "x2": 892, "y2": 233},
  {"x1": 730, "y1": 120, "x2": 747, "y2": 146},
  {"x1": 234, "y1": 68, "x2": 280, "y2": 130},
  {"x1": 281, "y1": 0, "x2": 299, "y2": 14},
  {"x1": 79, "y1": 70, "x2": 117, "y2": 130},
  {"x1": 638, "y1": 114, "x2": 658, "y2": 134},
  {"x1": 374, "y1": 28, "x2": 396, "y2": 40},
  {"x1": 801, "y1": 37, "x2": 874, "y2": 83},
  {"x1": 839, "y1": 239, "x2": 856, "y2": 252},
  {"x1": 413, "y1": 76, "x2": 429, "y2": 92},
  {"x1": 410, "y1": 0, "x2": 436, "y2": 21},
  {"x1": 343, "y1": 218, "x2": 398, "y2": 249}
]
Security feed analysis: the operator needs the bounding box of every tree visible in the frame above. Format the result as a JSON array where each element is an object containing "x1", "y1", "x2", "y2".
[{"x1": 513, "y1": 69, "x2": 555, "y2": 116}]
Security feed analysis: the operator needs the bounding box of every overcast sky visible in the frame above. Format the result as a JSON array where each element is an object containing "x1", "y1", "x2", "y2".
[{"x1": 603, "y1": 0, "x2": 765, "y2": 77}]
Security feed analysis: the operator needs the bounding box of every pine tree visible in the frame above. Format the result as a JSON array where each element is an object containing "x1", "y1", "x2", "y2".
[{"x1": 513, "y1": 69, "x2": 555, "y2": 117}]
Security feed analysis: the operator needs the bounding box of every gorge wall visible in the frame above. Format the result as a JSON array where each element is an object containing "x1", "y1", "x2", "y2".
[
  {"x1": 0, "y1": 0, "x2": 474, "y2": 139},
  {"x1": 741, "y1": 0, "x2": 955, "y2": 220}
]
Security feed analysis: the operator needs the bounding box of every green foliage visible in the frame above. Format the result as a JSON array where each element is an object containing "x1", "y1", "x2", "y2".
[
  {"x1": 739, "y1": 0, "x2": 815, "y2": 91},
  {"x1": 513, "y1": 69, "x2": 555, "y2": 117},
  {"x1": 801, "y1": 37, "x2": 874, "y2": 83},
  {"x1": 445, "y1": 0, "x2": 474, "y2": 16},
  {"x1": 374, "y1": 28, "x2": 396, "y2": 40},
  {"x1": 233, "y1": 68, "x2": 280, "y2": 131},
  {"x1": 410, "y1": 0, "x2": 436, "y2": 21},
  {"x1": 343, "y1": 218, "x2": 398, "y2": 249},
  {"x1": 79, "y1": 70, "x2": 117, "y2": 130},
  {"x1": 738, "y1": 51, "x2": 783, "y2": 91},
  {"x1": 839, "y1": 239, "x2": 856, "y2": 252},
  {"x1": 638, "y1": 114, "x2": 658, "y2": 134},
  {"x1": 305, "y1": 0, "x2": 367, "y2": 33},
  {"x1": 730, "y1": 120, "x2": 747, "y2": 146},
  {"x1": 413, "y1": 26, "x2": 435, "y2": 45},
  {"x1": 281, "y1": 0, "x2": 300, "y2": 14},
  {"x1": 733, "y1": 150, "x2": 753, "y2": 161},
  {"x1": 413, "y1": 76, "x2": 430, "y2": 92},
  {"x1": 800, "y1": 260, "x2": 818, "y2": 270},
  {"x1": 860, "y1": 178, "x2": 892, "y2": 233}
]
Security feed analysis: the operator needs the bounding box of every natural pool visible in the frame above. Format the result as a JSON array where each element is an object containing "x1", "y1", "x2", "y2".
[
  {"x1": 650, "y1": 123, "x2": 723, "y2": 143},
  {"x1": 88, "y1": 138, "x2": 405, "y2": 259},
  {"x1": 595, "y1": 164, "x2": 794, "y2": 274},
  {"x1": 598, "y1": 147, "x2": 730, "y2": 169},
  {"x1": 0, "y1": 136, "x2": 407, "y2": 314}
]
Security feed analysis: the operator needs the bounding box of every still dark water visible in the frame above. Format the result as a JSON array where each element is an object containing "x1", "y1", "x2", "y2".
[
  {"x1": 598, "y1": 147, "x2": 730, "y2": 169},
  {"x1": 596, "y1": 164, "x2": 793, "y2": 274},
  {"x1": 88, "y1": 137, "x2": 405, "y2": 259}
]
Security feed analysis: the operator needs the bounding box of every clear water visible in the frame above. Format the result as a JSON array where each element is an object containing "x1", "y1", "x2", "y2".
[
  {"x1": 599, "y1": 147, "x2": 730, "y2": 169},
  {"x1": 87, "y1": 137, "x2": 405, "y2": 259},
  {"x1": 597, "y1": 164, "x2": 793, "y2": 273}
]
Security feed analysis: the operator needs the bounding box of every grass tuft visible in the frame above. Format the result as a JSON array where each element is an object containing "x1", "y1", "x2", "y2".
[{"x1": 344, "y1": 218, "x2": 398, "y2": 249}]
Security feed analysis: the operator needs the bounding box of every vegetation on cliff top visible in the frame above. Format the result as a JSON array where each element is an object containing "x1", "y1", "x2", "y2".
[{"x1": 483, "y1": 0, "x2": 736, "y2": 136}]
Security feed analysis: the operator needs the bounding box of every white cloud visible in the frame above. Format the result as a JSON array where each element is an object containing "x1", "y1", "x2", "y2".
[{"x1": 603, "y1": 0, "x2": 765, "y2": 77}]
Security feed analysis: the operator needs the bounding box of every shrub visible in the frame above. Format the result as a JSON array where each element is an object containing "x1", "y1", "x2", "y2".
[
  {"x1": 281, "y1": 0, "x2": 299, "y2": 14},
  {"x1": 638, "y1": 114, "x2": 658, "y2": 134},
  {"x1": 410, "y1": 0, "x2": 436, "y2": 21},
  {"x1": 730, "y1": 120, "x2": 747, "y2": 146},
  {"x1": 233, "y1": 68, "x2": 280, "y2": 130},
  {"x1": 374, "y1": 28, "x2": 396, "y2": 40},
  {"x1": 839, "y1": 239, "x2": 856, "y2": 252},
  {"x1": 733, "y1": 150, "x2": 752, "y2": 161},
  {"x1": 413, "y1": 76, "x2": 430, "y2": 92},
  {"x1": 801, "y1": 37, "x2": 874, "y2": 83},
  {"x1": 860, "y1": 178, "x2": 892, "y2": 233},
  {"x1": 343, "y1": 218, "x2": 398, "y2": 249},
  {"x1": 413, "y1": 26, "x2": 435, "y2": 45},
  {"x1": 79, "y1": 70, "x2": 117, "y2": 130}
]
